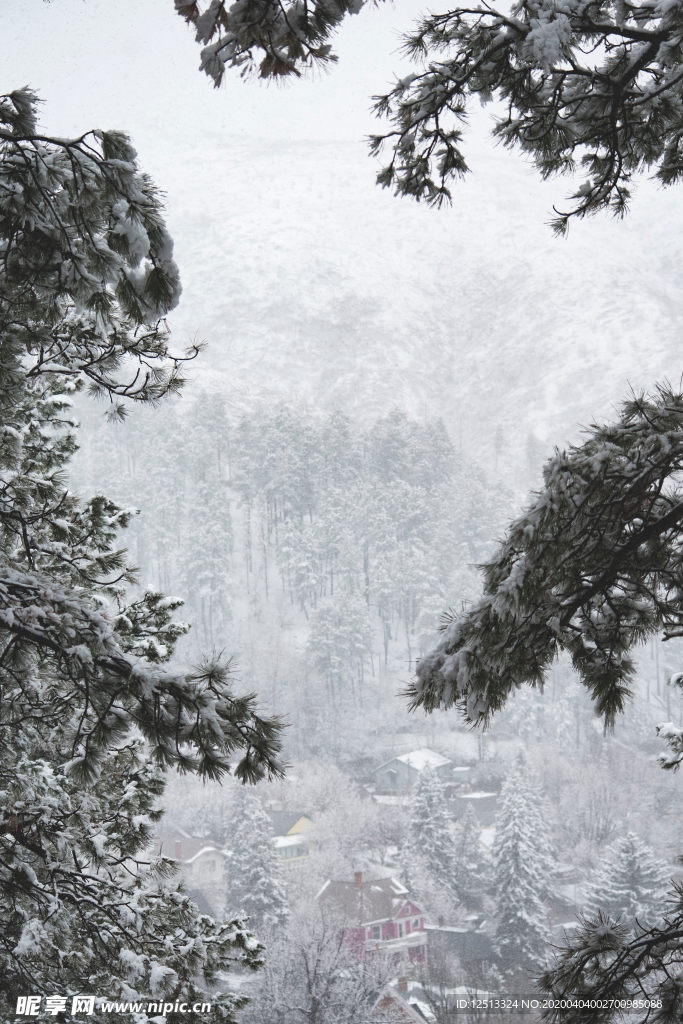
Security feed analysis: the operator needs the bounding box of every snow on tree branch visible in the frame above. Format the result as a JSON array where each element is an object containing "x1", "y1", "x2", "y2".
[
  {"x1": 0, "y1": 88, "x2": 181, "y2": 326},
  {"x1": 411, "y1": 384, "x2": 683, "y2": 729},
  {"x1": 177, "y1": 0, "x2": 683, "y2": 229},
  {"x1": 0, "y1": 91, "x2": 284, "y2": 1018},
  {"x1": 539, "y1": 897, "x2": 683, "y2": 1021},
  {"x1": 371, "y1": 0, "x2": 683, "y2": 231},
  {"x1": 174, "y1": 0, "x2": 365, "y2": 82}
]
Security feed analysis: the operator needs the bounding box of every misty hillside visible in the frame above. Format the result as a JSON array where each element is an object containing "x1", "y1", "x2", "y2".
[{"x1": 160, "y1": 131, "x2": 683, "y2": 478}]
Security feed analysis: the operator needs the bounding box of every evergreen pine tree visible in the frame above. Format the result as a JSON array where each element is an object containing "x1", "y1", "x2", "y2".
[
  {"x1": 403, "y1": 763, "x2": 457, "y2": 902},
  {"x1": 181, "y1": 473, "x2": 233, "y2": 650},
  {"x1": 0, "y1": 90, "x2": 284, "y2": 1021},
  {"x1": 224, "y1": 793, "x2": 289, "y2": 932},
  {"x1": 583, "y1": 832, "x2": 670, "y2": 930},
  {"x1": 492, "y1": 750, "x2": 554, "y2": 980},
  {"x1": 307, "y1": 590, "x2": 372, "y2": 704},
  {"x1": 178, "y1": 2, "x2": 683, "y2": 234},
  {"x1": 452, "y1": 804, "x2": 489, "y2": 910}
]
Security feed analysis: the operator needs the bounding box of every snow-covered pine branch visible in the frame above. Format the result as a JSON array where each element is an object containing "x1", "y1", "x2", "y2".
[
  {"x1": 175, "y1": 0, "x2": 354, "y2": 81},
  {"x1": 177, "y1": 0, "x2": 683, "y2": 229},
  {"x1": 539, "y1": 893, "x2": 683, "y2": 1022},
  {"x1": 411, "y1": 385, "x2": 683, "y2": 730},
  {"x1": 0, "y1": 90, "x2": 284, "y2": 1020},
  {"x1": 369, "y1": 0, "x2": 683, "y2": 231}
]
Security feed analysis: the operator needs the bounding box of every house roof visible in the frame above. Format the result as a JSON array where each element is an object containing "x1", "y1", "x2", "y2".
[
  {"x1": 272, "y1": 833, "x2": 308, "y2": 849},
  {"x1": 186, "y1": 888, "x2": 216, "y2": 918},
  {"x1": 155, "y1": 832, "x2": 227, "y2": 864},
  {"x1": 184, "y1": 845, "x2": 224, "y2": 865},
  {"x1": 375, "y1": 749, "x2": 453, "y2": 773},
  {"x1": 267, "y1": 810, "x2": 315, "y2": 837},
  {"x1": 371, "y1": 794, "x2": 411, "y2": 806},
  {"x1": 317, "y1": 876, "x2": 421, "y2": 925},
  {"x1": 425, "y1": 924, "x2": 494, "y2": 963},
  {"x1": 372, "y1": 983, "x2": 435, "y2": 1023},
  {"x1": 397, "y1": 750, "x2": 452, "y2": 770}
]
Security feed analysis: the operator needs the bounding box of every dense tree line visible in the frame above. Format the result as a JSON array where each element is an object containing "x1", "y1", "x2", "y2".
[{"x1": 75, "y1": 401, "x2": 510, "y2": 712}]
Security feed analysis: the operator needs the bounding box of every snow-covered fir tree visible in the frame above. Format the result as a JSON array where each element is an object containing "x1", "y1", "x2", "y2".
[
  {"x1": 402, "y1": 763, "x2": 456, "y2": 904},
  {"x1": 452, "y1": 804, "x2": 489, "y2": 910},
  {"x1": 583, "y1": 832, "x2": 670, "y2": 930},
  {"x1": 224, "y1": 793, "x2": 289, "y2": 932},
  {"x1": 492, "y1": 750, "x2": 555, "y2": 980},
  {"x1": 307, "y1": 591, "x2": 372, "y2": 706},
  {"x1": 0, "y1": 90, "x2": 283, "y2": 1022}
]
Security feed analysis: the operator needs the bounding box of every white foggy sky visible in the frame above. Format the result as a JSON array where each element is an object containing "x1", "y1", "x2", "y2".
[
  {"x1": 4, "y1": 0, "x2": 683, "y2": 463},
  {"x1": 2, "y1": 0, "x2": 419, "y2": 142}
]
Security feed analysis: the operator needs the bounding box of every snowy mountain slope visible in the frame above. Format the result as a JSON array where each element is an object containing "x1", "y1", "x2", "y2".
[
  {"x1": 5, "y1": 0, "x2": 683, "y2": 474},
  {"x1": 159, "y1": 131, "x2": 683, "y2": 474}
]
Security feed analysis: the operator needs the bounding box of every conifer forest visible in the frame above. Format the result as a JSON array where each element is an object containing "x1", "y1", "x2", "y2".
[{"x1": 7, "y1": 2, "x2": 683, "y2": 1023}]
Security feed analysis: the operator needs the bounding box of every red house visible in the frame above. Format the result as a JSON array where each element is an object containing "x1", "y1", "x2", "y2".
[{"x1": 316, "y1": 872, "x2": 428, "y2": 963}]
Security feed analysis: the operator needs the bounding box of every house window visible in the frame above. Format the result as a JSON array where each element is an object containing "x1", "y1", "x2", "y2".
[
  {"x1": 280, "y1": 844, "x2": 308, "y2": 859},
  {"x1": 372, "y1": 926, "x2": 380, "y2": 941},
  {"x1": 398, "y1": 923, "x2": 403, "y2": 938},
  {"x1": 413, "y1": 919, "x2": 420, "y2": 930}
]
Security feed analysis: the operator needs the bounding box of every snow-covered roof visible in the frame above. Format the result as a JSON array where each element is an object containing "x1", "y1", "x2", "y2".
[
  {"x1": 372, "y1": 794, "x2": 411, "y2": 806},
  {"x1": 184, "y1": 845, "x2": 224, "y2": 865},
  {"x1": 317, "y1": 875, "x2": 418, "y2": 924},
  {"x1": 458, "y1": 791, "x2": 497, "y2": 799},
  {"x1": 396, "y1": 749, "x2": 452, "y2": 770},
  {"x1": 154, "y1": 832, "x2": 227, "y2": 864},
  {"x1": 373, "y1": 982, "x2": 437, "y2": 1023},
  {"x1": 272, "y1": 833, "x2": 308, "y2": 849}
]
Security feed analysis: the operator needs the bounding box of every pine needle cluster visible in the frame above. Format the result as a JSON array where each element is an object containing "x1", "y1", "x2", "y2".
[{"x1": 0, "y1": 90, "x2": 284, "y2": 1021}]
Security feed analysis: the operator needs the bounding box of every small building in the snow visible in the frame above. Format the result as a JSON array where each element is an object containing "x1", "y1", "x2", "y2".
[
  {"x1": 425, "y1": 920, "x2": 494, "y2": 982},
  {"x1": 266, "y1": 811, "x2": 317, "y2": 860},
  {"x1": 317, "y1": 872, "x2": 428, "y2": 963},
  {"x1": 267, "y1": 810, "x2": 316, "y2": 863},
  {"x1": 449, "y1": 791, "x2": 499, "y2": 826},
  {"x1": 153, "y1": 827, "x2": 228, "y2": 914},
  {"x1": 371, "y1": 748, "x2": 471, "y2": 795},
  {"x1": 371, "y1": 978, "x2": 435, "y2": 1023}
]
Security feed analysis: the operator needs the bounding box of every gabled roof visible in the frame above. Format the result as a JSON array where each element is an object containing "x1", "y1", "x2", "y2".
[
  {"x1": 396, "y1": 749, "x2": 452, "y2": 770},
  {"x1": 186, "y1": 888, "x2": 216, "y2": 918},
  {"x1": 375, "y1": 749, "x2": 453, "y2": 773},
  {"x1": 273, "y1": 833, "x2": 309, "y2": 849},
  {"x1": 184, "y1": 844, "x2": 224, "y2": 865},
  {"x1": 267, "y1": 810, "x2": 315, "y2": 837},
  {"x1": 155, "y1": 833, "x2": 227, "y2": 864},
  {"x1": 372, "y1": 983, "x2": 435, "y2": 1023},
  {"x1": 317, "y1": 876, "x2": 422, "y2": 925}
]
